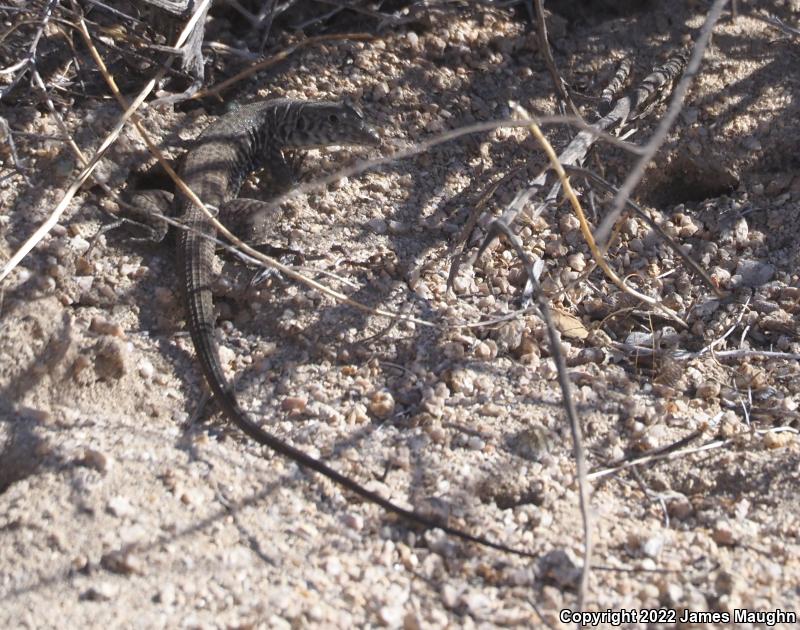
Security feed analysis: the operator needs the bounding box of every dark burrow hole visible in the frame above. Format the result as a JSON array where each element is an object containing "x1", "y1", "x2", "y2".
[{"x1": 641, "y1": 153, "x2": 740, "y2": 207}]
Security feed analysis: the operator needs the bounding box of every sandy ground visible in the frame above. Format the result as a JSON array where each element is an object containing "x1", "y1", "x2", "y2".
[{"x1": 1, "y1": 1, "x2": 799, "y2": 627}]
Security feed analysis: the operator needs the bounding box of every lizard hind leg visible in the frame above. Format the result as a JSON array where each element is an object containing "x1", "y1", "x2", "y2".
[
  {"x1": 217, "y1": 198, "x2": 276, "y2": 244},
  {"x1": 217, "y1": 197, "x2": 303, "y2": 286},
  {"x1": 89, "y1": 189, "x2": 174, "y2": 257},
  {"x1": 120, "y1": 189, "x2": 175, "y2": 243}
]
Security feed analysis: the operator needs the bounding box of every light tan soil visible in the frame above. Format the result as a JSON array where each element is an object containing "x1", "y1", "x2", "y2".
[{"x1": 1, "y1": 1, "x2": 799, "y2": 628}]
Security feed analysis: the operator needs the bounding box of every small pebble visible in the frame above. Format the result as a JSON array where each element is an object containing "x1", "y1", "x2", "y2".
[
  {"x1": 479, "y1": 402, "x2": 503, "y2": 417},
  {"x1": 451, "y1": 274, "x2": 470, "y2": 293},
  {"x1": 342, "y1": 513, "x2": 364, "y2": 531},
  {"x1": 71, "y1": 234, "x2": 91, "y2": 254},
  {"x1": 538, "y1": 548, "x2": 581, "y2": 589},
  {"x1": 441, "y1": 584, "x2": 459, "y2": 609},
  {"x1": 281, "y1": 396, "x2": 307, "y2": 414},
  {"x1": 89, "y1": 316, "x2": 125, "y2": 338},
  {"x1": 567, "y1": 253, "x2": 586, "y2": 272},
  {"x1": 473, "y1": 341, "x2": 495, "y2": 360},
  {"x1": 378, "y1": 605, "x2": 404, "y2": 627},
  {"x1": 713, "y1": 520, "x2": 735, "y2": 546},
  {"x1": 467, "y1": 436, "x2": 485, "y2": 451},
  {"x1": 368, "y1": 390, "x2": 395, "y2": 419},
  {"x1": 82, "y1": 582, "x2": 118, "y2": 601},
  {"x1": 74, "y1": 276, "x2": 94, "y2": 292},
  {"x1": 642, "y1": 535, "x2": 664, "y2": 558},
  {"x1": 762, "y1": 430, "x2": 794, "y2": 449},
  {"x1": 180, "y1": 488, "x2": 205, "y2": 507},
  {"x1": 402, "y1": 611, "x2": 422, "y2": 630},
  {"x1": 107, "y1": 496, "x2": 135, "y2": 518},
  {"x1": 449, "y1": 369, "x2": 474, "y2": 395},
  {"x1": 666, "y1": 494, "x2": 693, "y2": 519},
  {"x1": 137, "y1": 359, "x2": 155, "y2": 380},
  {"x1": 696, "y1": 381, "x2": 720, "y2": 399},
  {"x1": 79, "y1": 448, "x2": 111, "y2": 473},
  {"x1": 732, "y1": 217, "x2": 749, "y2": 244},
  {"x1": 324, "y1": 556, "x2": 341, "y2": 577}
]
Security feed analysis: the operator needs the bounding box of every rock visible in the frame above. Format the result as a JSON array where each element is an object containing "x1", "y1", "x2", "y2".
[
  {"x1": 538, "y1": 548, "x2": 581, "y2": 589},
  {"x1": 666, "y1": 494, "x2": 693, "y2": 519},
  {"x1": 762, "y1": 430, "x2": 794, "y2": 449},
  {"x1": 107, "y1": 496, "x2": 135, "y2": 518},
  {"x1": 402, "y1": 611, "x2": 422, "y2": 630},
  {"x1": 641, "y1": 535, "x2": 664, "y2": 559},
  {"x1": 101, "y1": 547, "x2": 144, "y2": 575},
  {"x1": 732, "y1": 259, "x2": 775, "y2": 287},
  {"x1": 281, "y1": 396, "x2": 307, "y2": 414},
  {"x1": 368, "y1": 390, "x2": 395, "y2": 419},
  {"x1": 441, "y1": 584, "x2": 459, "y2": 609},
  {"x1": 89, "y1": 316, "x2": 125, "y2": 338},
  {"x1": 378, "y1": 605, "x2": 404, "y2": 627},
  {"x1": 712, "y1": 520, "x2": 735, "y2": 546},
  {"x1": 74, "y1": 276, "x2": 94, "y2": 293},
  {"x1": 696, "y1": 380, "x2": 720, "y2": 399},
  {"x1": 82, "y1": 582, "x2": 118, "y2": 601},
  {"x1": 79, "y1": 448, "x2": 111, "y2": 473},
  {"x1": 342, "y1": 513, "x2": 364, "y2": 531},
  {"x1": 466, "y1": 436, "x2": 485, "y2": 451}
]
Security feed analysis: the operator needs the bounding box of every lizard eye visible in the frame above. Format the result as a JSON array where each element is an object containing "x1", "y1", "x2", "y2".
[{"x1": 328, "y1": 113, "x2": 339, "y2": 124}]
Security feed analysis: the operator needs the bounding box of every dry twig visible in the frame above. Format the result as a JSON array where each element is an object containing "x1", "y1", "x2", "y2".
[
  {"x1": 509, "y1": 107, "x2": 595, "y2": 610},
  {"x1": 533, "y1": 0, "x2": 581, "y2": 119},
  {"x1": 588, "y1": 426, "x2": 797, "y2": 481}
]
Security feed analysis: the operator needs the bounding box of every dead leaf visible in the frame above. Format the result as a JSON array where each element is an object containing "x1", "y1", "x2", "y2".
[{"x1": 551, "y1": 308, "x2": 589, "y2": 340}]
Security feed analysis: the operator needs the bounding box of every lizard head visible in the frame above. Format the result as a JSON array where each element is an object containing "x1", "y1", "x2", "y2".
[{"x1": 287, "y1": 101, "x2": 381, "y2": 149}]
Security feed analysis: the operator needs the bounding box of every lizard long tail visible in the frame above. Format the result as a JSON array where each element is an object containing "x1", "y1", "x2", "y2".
[{"x1": 186, "y1": 277, "x2": 536, "y2": 559}]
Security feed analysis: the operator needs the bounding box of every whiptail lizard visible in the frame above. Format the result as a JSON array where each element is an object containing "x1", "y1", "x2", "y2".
[{"x1": 134, "y1": 98, "x2": 532, "y2": 558}]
